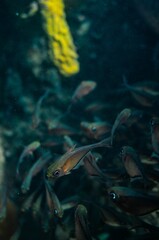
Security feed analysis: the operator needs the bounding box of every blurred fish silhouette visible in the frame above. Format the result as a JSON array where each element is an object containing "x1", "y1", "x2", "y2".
[
  {"x1": 108, "y1": 186, "x2": 159, "y2": 216},
  {"x1": 150, "y1": 117, "x2": 159, "y2": 157},
  {"x1": 111, "y1": 108, "x2": 131, "y2": 145},
  {"x1": 123, "y1": 77, "x2": 159, "y2": 107},
  {"x1": 75, "y1": 204, "x2": 93, "y2": 240},
  {"x1": 80, "y1": 121, "x2": 111, "y2": 140},
  {"x1": 16, "y1": 141, "x2": 41, "y2": 177}
]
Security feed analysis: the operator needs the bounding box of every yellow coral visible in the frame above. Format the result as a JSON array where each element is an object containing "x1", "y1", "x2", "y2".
[{"x1": 40, "y1": 0, "x2": 80, "y2": 77}]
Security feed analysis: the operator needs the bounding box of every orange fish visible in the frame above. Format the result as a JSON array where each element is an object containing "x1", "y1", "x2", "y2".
[
  {"x1": 47, "y1": 137, "x2": 111, "y2": 179},
  {"x1": 120, "y1": 146, "x2": 144, "y2": 179},
  {"x1": 71, "y1": 80, "x2": 97, "y2": 103},
  {"x1": 80, "y1": 121, "x2": 111, "y2": 140}
]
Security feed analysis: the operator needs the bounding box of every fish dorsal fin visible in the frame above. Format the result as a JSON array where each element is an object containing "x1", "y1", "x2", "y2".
[{"x1": 68, "y1": 144, "x2": 77, "y2": 153}]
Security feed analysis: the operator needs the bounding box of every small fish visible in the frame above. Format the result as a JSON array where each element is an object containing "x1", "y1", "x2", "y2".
[
  {"x1": 75, "y1": 204, "x2": 92, "y2": 240},
  {"x1": 123, "y1": 77, "x2": 159, "y2": 107},
  {"x1": 145, "y1": 164, "x2": 159, "y2": 182},
  {"x1": 21, "y1": 151, "x2": 52, "y2": 193},
  {"x1": 84, "y1": 101, "x2": 110, "y2": 113},
  {"x1": 150, "y1": 117, "x2": 159, "y2": 155},
  {"x1": 66, "y1": 81, "x2": 97, "y2": 114},
  {"x1": 133, "y1": 0, "x2": 159, "y2": 35},
  {"x1": 1, "y1": 199, "x2": 18, "y2": 240},
  {"x1": 83, "y1": 153, "x2": 106, "y2": 180},
  {"x1": 48, "y1": 123, "x2": 77, "y2": 136},
  {"x1": 19, "y1": 2, "x2": 39, "y2": 19},
  {"x1": 45, "y1": 180, "x2": 63, "y2": 218},
  {"x1": 108, "y1": 186, "x2": 159, "y2": 216},
  {"x1": 47, "y1": 137, "x2": 111, "y2": 179},
  {"x1": 0, "y1": 185, "x2": 7, "y2": 221},
  {"x1": 85, "y1": 102, "x2": 108, "y2": 113},
  {"x1": 71, "y1": 80, "x2": 97, "y2": 103},
  {"x1": 95, "y1": 204, "x2": 134, "y2": 228},
  {"x1": 0, "y1": 138, "x2": 7, "y2": 221},
  {"x1": 10, "y1": 225, "x2": 22, "y2": 240},
  {"x1": 63, "y1": 135, "x2": 77, "y2": 152},
  {"x1": 42, "y1": 204, "x2": 51, "y2": 232},
  {"x1": 120, "y1": 146, "x2": 144, "y2": 182},
  {"x1": 61, "y1": 195, "x2": 79, "y2": 211},
  {"x1": 84, "y1": 154, "x2": 125, "y2": 182},
  {"x1": 32, "y1": 194, "x2": 43, "y2": 218},
  {"x1": 111, "y1": 108, "x2": 131, "y2": 145},
  {"x1": 97, "y1": 203, "x2": 159, "y2": 234},
  {"x1": 21, "y1": 190, "x2": 37, "y2": 212},
  {"x1": 31, "y1": 89, "x2": 50, "y2": 129},
  {"x1": 16, "y1": 141, "x2": 41, "y2": 177},
  {"x1": 80, "y1": 121, "x2": 111, "y2": 140}
]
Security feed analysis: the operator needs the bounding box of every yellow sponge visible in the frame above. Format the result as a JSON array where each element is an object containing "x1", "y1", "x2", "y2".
[{"x1": 40, "y1": 0, "x2": 80, "y2": 77}]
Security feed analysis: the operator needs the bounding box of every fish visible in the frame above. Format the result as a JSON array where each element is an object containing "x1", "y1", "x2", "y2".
[
  {"x1": 95, "y1": 204, "x2": 139, "y2": 229},
  {"x1": 97, "y1": 202, "x2": 159, "y2": 234},
  {"x1": 21, "y1": 190, "x2": 37, "y2": 212},
  {"x1": 31, "y1": 89, "x2": 50, "y2": 129},
  {"x1": 66, "y1": 80, "x2": 97, "y2": 114},
  {"x1": 32, "y1": 194, "x2": 43, "y2": 219},
  {"x1": 83, "y1": 153, "x2": 106, "y2": 180},
  {"x1": 0, "y1": 139, "x2": 7, "y2": 221},
  {"x1": 21, "y1": 151, "x2": 52, "y2": 193},
  {"x1": 63, "y1": 135, "x2": 76, "y2": 152},
  {"x1": 145, "y1": 164, "x2": 159, "y2": 182},
  {"x1": 0, "y1": 199, "x2": 18, "y2": 240},
  {"x1": 10, "y1": 226, "x2": 21, "y2": 240},
  {"x1": 41, "y1": 204, "x2": 51, "y2": 232},
  {"x1": 16, "y1": 141, "x2": 41, "y2": 177},
  {"x1": 75, "y1": 204, "x2": 92, "y2": 240},
  {"x1": 133, "y1": 0, "x2": 159, "y2": 35},
  {"x1": 80, "y1": 121, "x2": 111, "y2": 140},
  {"x1": 84, "y1": 101, "x2": 110, "y2": 113},
  {"x1": 61, "y1": 195, "x2": 79, "y2": 211},
  {"x1": 48, "y1": 123, "x2": 77, "y2": 136},
  {"x1": 108, "y1": 186, "x2": 159, "y2": 216},
  {"x1": 45, "y1": 180, "x2": 63, "y2": 218},
  {"x1": 150, "y1": 117, "x2": 159, "y2": 156},
  {"x1": 83, "y1": 154, "x2": 125, "y2": 182},
  {"x1": 0, "y1": 185, "x2": 7, "y2": 222},
  {"x1": 19, "y1": 2, "x2": 39, "y2": 19},
  {"x1": 71, "y1": 80, "x2": 97, "y2": 104},
  {"x1": 123, "y1": 77, "x2": 159, "y2": 107},
  {"x1": 110, "y1": 108, "x2": 131, "y2": 145},
  {"x1": 46, "y1": 137, "x2": 111, "y2": 179},
  {"x1": 120, "y1": 146, "x2": 144, "y2": 183}
]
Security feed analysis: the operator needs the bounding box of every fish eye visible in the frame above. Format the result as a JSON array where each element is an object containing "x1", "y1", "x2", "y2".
[
  {"x1": 54, "y1": 209, "x2": 58, "y2": 216},
  {"x1": 53, "y1": 169, "x2": 60, "y2": 177},
  {"x1": 150, "y1": 119, "x2": 155, "y2": 126},
  {"x1": 91, "y1": 126, "x2": 96, "y2": 132},
  {"x1": 109, "y1": 191, "x2": 118, "y2": 201},
  {"x1": 150, "y1": 118, "x2": 159, "y2": 126},
  {"x1": 120, "y1": 147, "x2": 124, "y2": 157}
]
